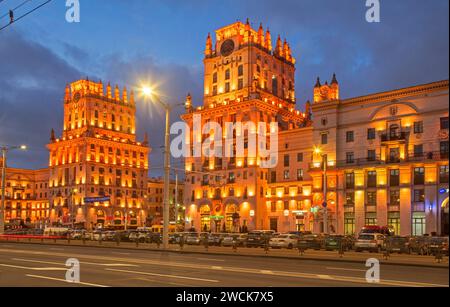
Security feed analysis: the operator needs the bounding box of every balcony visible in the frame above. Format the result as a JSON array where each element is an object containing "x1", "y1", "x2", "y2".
[
  {"x1": 381, "y1": 132, "x2": 408, "y2": 142},
  {"x1": 388, "y1": 204, "x2": 400, "y2": 212},
  {"x1": 308, "y1": 161, "x2": 337, "y2": 171},
  {"x1": 344, "y1": 205, "x2": 355, "y2": 213},
  {"x1": 412, "y1": 202, "x2": 426, "y2": 212},
  {"x1": 365, "y1": 204, "x2": 377, "y2": 213}
]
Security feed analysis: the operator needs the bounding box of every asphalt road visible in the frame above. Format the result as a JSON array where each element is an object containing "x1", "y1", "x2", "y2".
[{"x1": 0, "y1": 243, "x2": 448, "y2": 287}]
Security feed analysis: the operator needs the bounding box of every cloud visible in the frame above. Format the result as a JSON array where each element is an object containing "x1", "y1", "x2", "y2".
[{"x1": 0, "y1": 29, "x2": 82, "y2": 169}]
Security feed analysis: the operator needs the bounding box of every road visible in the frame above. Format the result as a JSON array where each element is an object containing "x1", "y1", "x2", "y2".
[{"x1": 0, "y1": 243, "x2": 448, "y2": 287}]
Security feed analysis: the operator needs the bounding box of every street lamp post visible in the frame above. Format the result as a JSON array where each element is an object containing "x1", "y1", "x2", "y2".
[
  {"x1": 0, "y1": 145, "x2": 27, "y2": 234},
  {"x1": 314, "y1": 147, "x2": 328, "y2": 234},
  {"x1": 141, "y1": 87, "x2": 180, "y2": 249}
]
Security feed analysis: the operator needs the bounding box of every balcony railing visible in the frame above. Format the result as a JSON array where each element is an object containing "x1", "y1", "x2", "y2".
[
  {"x1": 344, "y1": 205, "x2": 355, "y2": 213},
  {"x1": 381, "y1": 132, "x2": 408, "y2": 142},
  {"x1": 365, "y1": 204, "x2": 377, "y2": 213},
  {"x1": 387, "y1": 203, "x2": 400, "y2": 212}
]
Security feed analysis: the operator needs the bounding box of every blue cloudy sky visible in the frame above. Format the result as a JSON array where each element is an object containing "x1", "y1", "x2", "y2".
[{"x1": 0, "y1": 0, "x2": 448, "y2": 174}]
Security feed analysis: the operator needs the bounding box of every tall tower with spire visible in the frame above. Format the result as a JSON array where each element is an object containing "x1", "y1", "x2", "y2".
[
  {"x1": 47, "y1": 79, "x2": 150, "y2": 230},
  {"x1": 184, "y1": 20, "x2": 309, "y2": 233}
]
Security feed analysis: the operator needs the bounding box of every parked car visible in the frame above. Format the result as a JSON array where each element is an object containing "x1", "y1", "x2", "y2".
[
  {"x1": 427, "y1": 237, "x2": 449, "y2": 256},
  {"x1": 354, "y1": 233, "x2": 385, "y2": 253},
  {"x1": 269, "y1": 234, "x2": 299, "y2": 249},
  {"x1": 386, "y1": 236, "x2": 410, "y2": 254},
  {"x1": 186, "y1": 233, "x2": 202, "y2": 245},
  {"x1": 408, "y1": 236, "x2": 430, "y2": 255},
  {"x1": 145, "y1": 232, "x2": 162, "y2": 244},
  {"x1": 360, "y1": 225, "x2": 395, "y2": 237},
  {"x1": 324, "y1": 235, "x2": 352, "y2": 251},
  {"x1": 298, "y1": 234, "x2": 326, "y2": 250},
  {"x1": 207, "y1": 233, "x2": 225, "y2": 246},
  {"x1": 246, "y1": 231, "x2": 274, "y2": 248}
]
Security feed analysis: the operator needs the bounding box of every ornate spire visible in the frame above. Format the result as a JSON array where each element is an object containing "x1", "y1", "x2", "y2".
[
  {"x1": 50, "y1": 128, "x2": 56, "y2": 142},
  {"x1": 130, "y1": 89, "x2": 135, "y2": 105},
  {"x1": 265, "y1": 28, "x2": 272, "y2": 51},
  {"x1": 276, "y1": 35, "x2": 283, "y2": 56},
  {"x1": 99, "y1": 80, "x2": 104, "y2": 96},
  {"x1": 64, "y1": 84, "x2": 70, "y2": 102},
  {"x1": 257, "y1": 23, "x2": 264, "y2": 46},
  {"x1": 122, "y1": 86, "x2": 128, "y2": 103},
  {"x1": 315, "y1": 77, "x2": 321, "y2": 88},
  {"x1": 114, "y1": 85, "x2": 120, "y2": 101},
  {"x1": 331, "y1": 73, "x2": 338, "y2": 85},
  {"x1": 205, "y1": 33, "x2": 212, "y2": 56},
  {"x1": 107, "y1": 82, "x2": 112, "y2": 99},
  {"x1": 143, "y1": 132, "x2": 149, "y2": 146}
]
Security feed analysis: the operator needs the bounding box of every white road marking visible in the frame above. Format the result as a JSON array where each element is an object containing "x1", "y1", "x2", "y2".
[
  {"x1": 12, "y1": 258, "x2": 139, "y2": 267},
  {"x1": 105, "y1": 268, "x2": 220, "y2": 283},
  {"x1": 211, "y1": 266, "x2": 223, "y2": 270},
  {"x1": 0, "y1": 247, "x2": 447, "y2": 287},
  {"x1": 0, "y1": 263, "x2": 66, "y2": 271},
  {"x1": 317, "y1": 274, "x2": 334, "y2": 280},
  {"x1": 260, "y1": 270, "x2": 274, "y2": 275},
  {"x1": 326, "y1": 267, "x2": 366, "y2": 272},
  {"x1": 196, "y1": 258, "x2": 225, "y2": 262},
  {"x1": 26, "y1": 274, "x2": 108, "y2": 287}
]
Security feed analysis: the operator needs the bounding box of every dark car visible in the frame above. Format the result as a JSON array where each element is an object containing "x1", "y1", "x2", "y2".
[
  {"x1": 408, "y1": 236, "x2": 430, "y2": 255},
  {"x1": 246, "y1": 231, "x2": 274, "y2": 248},
  {"x1": 426, "y1": 237, "x2": 449, "y2": 256},
  {"x1": 324, "y1": 235, "x2": 351, "y2": 251},
  {"x1": 298, "y1": 234, "x2": 325, "y2": 250},
  {"x1": 386, "y1": 236, "x2": 410, "y2": 254},
  {"x1": 144, "y1": 232, "x2": 162, "y2": 243}
]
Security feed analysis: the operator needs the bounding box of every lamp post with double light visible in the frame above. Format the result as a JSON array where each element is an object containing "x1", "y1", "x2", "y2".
[{"x1": 1, "y1": 144, "x2": 27, "y2": 234}]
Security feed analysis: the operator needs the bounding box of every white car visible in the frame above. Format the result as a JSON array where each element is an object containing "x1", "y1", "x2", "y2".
[
  {"x1": 354, "y1": 233, "x2": 385, "y2": 252},
  {"x1": 269, "y1": 234, "x2": 299, "y2": 249}
]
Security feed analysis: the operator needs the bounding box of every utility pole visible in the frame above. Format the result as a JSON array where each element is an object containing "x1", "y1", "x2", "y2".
[
  {"x1": 323, "y1": 154, "x2": 328, "y2": 234},
  {"x1": 0, "y1": 148, "x2": 7, "y2": 235}
]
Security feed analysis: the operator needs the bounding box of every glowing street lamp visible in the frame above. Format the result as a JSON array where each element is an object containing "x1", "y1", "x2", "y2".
[
  {"x1": 1, "y1": 144, "x2": 27, "y2": 234},
  {"x1": 313, "y1": 146, "x2": 329, "y2": 234}
]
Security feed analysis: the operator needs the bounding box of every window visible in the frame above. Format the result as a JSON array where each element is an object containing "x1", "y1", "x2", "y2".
[
  {"x1": 272, "y1": 76, "x2": 278, "y2": 96},
  {"x1": 390, "y1": 190, "x2": 400, "y2": 206},
  {"x1": 212, "y1": 72, "x2": 217, "y2": 83},
  {"x1": 346, "y1": 152, "x2": 354, "y2": 164},
  {"x1": 390, "y1": 169, "x2": 400, "y2": 187},
  {"x1": 367, "y1": 150, "x2": 376, "y2": 161},
  {"x1": 440, "y1": 165, "x2": 449, "y2": 183},
  {"x1": 367, "y1": 128, "x2": 376, "y2": 140},
  {"x1": 414, "y1": 144, "x2": 424, "y2": 157},
  {"x1": 388, "y1": 213, "x2": 400, "y2": 235},
  {"x1": 284, "y1": 201, "x2": 289, "y2": 211},
  {"x1": 284, "y1": 154, "x2": 290, "y2": 167},
  {"x1": 344, "y1": 218, "x2": 355, "y2": 235},
  {"x1": 345, "y1": 173, "x2": 355, "y2": 189},
  {"x1": 297, "y1": 153, "x2": 303, "y2": 162},
  {"x1": 283, "y1": 170, "x2": 290, "y2": 180},
  {"x1": 225, "y1": 82, "x2": 230, "y2": 93},
  {"x1": 367, "y1": 171, "x2": 377, "y2": 188},
  {"x1": 271, "y1": 202, "x2": 277, "y2": 213},
  {"x1": 441, "y1": 141, "x2": 449, "y2": 159},
  {"x1": 367, "y1": 191, "x2": 377, "y2": 205},
  {"x1": 270, "y1": 171, "x2": 276, "y2": 183},
  {"x1": 346, "y1": 131, "x2": 354, "y2": 143},
  {"x1": 440, "y1": 117, "x2": 449, "y2": 130},
  {"x1": 238, "y1": 79, "x2": 243, "y2": 90},
  {"x1": 297, "y1": 169, "x2": 304, "y2": 181},
  {"x1": 413, "y1": 121, "x2": 423, "y2": 134},
  {"x1": 412, "y1": 213, "x2": 426, "y2": 236},
  {"x1": 321, "y1": 134, "x2": 328, "y2": 145},
  {"x1": 414, "y1": 167, "x2": 425, "y2": 185},
  {"x1": 413, "y1": 189, "x2": 425, "y2": 203},
  {"x1": 238, "y1": 65, "x2": 243, "y2": 77}
]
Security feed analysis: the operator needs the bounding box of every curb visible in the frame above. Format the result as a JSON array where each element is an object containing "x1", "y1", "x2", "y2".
[{"x1": 1, "y1": 240, "x2": 448, "y2": 269}]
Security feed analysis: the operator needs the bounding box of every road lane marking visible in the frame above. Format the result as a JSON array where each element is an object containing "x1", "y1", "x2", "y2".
[
  {"x1": 317, "y1": 275, "x2": 334, "y2": 280},
  {"x1": 12, "y1": 258, "x2": 139, "y2": 267},
  {"x1": 211, "y1": 266, "x2": 223, "y2": 270},
  {"x1": 326, "y1": 267, "x2": 366, "y2": 272},
  {"x1": 196, "y1": 258, "x2": 225, "y2": 262},
  {"x1": 105, "y1": 268, "x2": 220, "y2": 283},
  {"x1": 260, "y1": 270, "x2": 274, "y2": 275},
  {"x1": 26, "y1": 274, "x2": 108, "y2": 287},
  {"x1": 1, "y1": 247, "x2": 447, "y2": 287},
  {"x1": 0, "y1": 263, "x2": 66, "y2": 271}
]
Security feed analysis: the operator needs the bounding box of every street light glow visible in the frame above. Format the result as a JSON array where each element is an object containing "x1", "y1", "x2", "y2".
[
  {"x1": 314, "y1": 146, "x2": 322, "y2": 154},
  {"x1": 142, "y1": 86, "x2": 153, "y2": 97},
  {"x1": 20, "y1": 145, "x2": 27, "y2": 150}
]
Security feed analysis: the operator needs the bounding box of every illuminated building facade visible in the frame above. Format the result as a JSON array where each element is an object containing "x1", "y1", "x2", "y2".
[
  {"x1": 183, "y1": 20, "x2": 309, "y2": 233},
  {"x1": 0, "y1": 158, "x2": 49, "y2": 226},
  {"x1": 310, "y1": 80, "x2": 449, "y2": 236},
  {"x1": 183, "y1": 21, "x2": 449, "y2": 236},
  {"x1": 47, "y1": 79, "x2": 150, "y2": 230},
  {"x1": 147, "y1": 178, "x2": 185, "y2": 228}
]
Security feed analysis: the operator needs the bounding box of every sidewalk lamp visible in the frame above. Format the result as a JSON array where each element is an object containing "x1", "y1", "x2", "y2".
[{"x1": 1, "y1": 145, "x2": 27, "y2": 234}]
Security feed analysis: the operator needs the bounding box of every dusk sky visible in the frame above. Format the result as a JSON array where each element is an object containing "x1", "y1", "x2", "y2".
[{"x1": 0, "y1": 0, "x2": 448, "y2": 176}]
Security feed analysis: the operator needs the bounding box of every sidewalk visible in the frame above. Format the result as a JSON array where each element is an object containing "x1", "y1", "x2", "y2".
[{"x1": 1, "y1": 237, "x2": 448, "y2": 269}]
